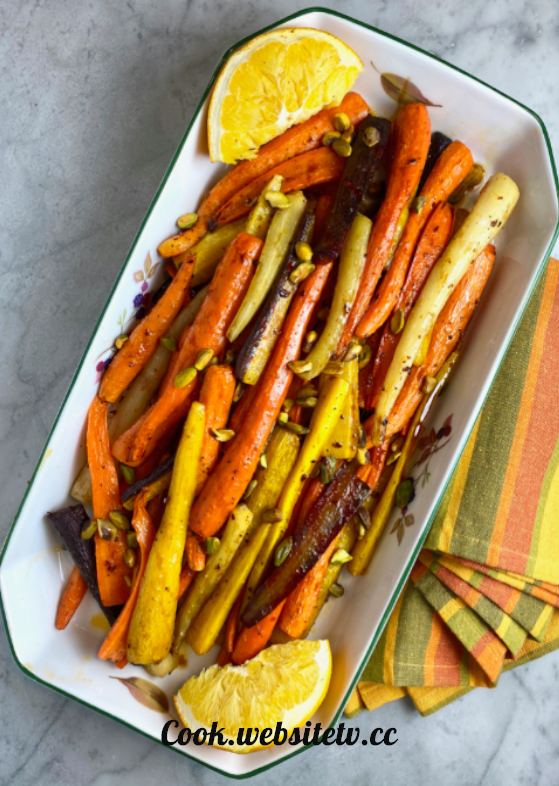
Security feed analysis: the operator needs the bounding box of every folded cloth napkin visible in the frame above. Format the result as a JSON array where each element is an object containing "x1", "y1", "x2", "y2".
[
  {"x1": 348, "y1": 258, "x2": 559, "y2": 718},
  {"x1": 425, "y1": 259, "x2": 559, "y2": 583},
  {"x1": 422, "y1": 551, "x2": 554, "y2": 640}
]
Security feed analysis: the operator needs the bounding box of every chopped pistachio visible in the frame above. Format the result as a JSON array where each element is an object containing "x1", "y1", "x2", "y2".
[
  {"x1": 160, "y1": 336, "x2": 177, "y2": 352},
  {"x1": 297, "y1": 396, "x2": 318, "y2": 408},
  {"x1": 423, "y1": 375, "x2": 437, "y2": 394},
  {"x1": 302, "y1": 330, "x2": 318, "y2": 353},
  {"x1": 343, "y1": 339, "x2": 363, "y2": 363},
  {"x1": 259, "y1": 452, "x2": 268, "y2": 469},
  {"x1": 243, "y1": 479, "x2": 258, "y2": 499},
  {"x1": 177, "y1": 212, "x2": 198, "y2": 230},
  {"x1": 324, "y1": 360, "x2": 344, "y2": 376},
  {"x1": 390, "y1": 308, "x2": 405, "y2": 335},
  {"x1": 411, "y1": 195, "x2": 427, "y2": 214},
  {"x1": 262, "y1": 508, "x2": 284, "y2": 523},
  {"x1": 322, "y1": 130, "x2": 341, "y2": 146},
  {"x1": 333, "y1": 112, "x2": 351, "y2": 132},
  {"x1": 211, "y1": 428, "x2": 236, "y2": 442},
  {"x1": 120, "y1": 463, "x2": 135, "y2": 485},
  {"x1": 331, "y1": 548, "x2": 353, "y2": 565},
  {"x1": 127, "y1": 531, "x2": 138, "y2": 549},
  {"x1": 282, "y1": 398, "x2": 294, "y2": 412},
  {"x1": 174, "y1": 366, "x2": 197, "y2": 388},
  {"x1": 396, "y1": 478, "x2": 414, "y2": 509},
  {"x1": 109, "y1": 510, "x2": 130, "y2": 531},
  {"x1": 329, "y1": 583, "x2": 344, "y2": 598},
  {"x1": 194, "y1": 348, "x2": 214, "y2": 371},
  {"x1": 356, "y1": 522, "x2": 366, "y2": 540},
  {"x1": 358, "y1": 344, "x2": 372, "y2": 370},
  {"x1": 363, "y1": 126, "x2": 381, "y2": 148},
  {"x1": 332, "y1": 138, "x2": 352, "y2": 158},
  {"x1": 319, "y1": 455, "x2": 337, "y2": 484},
  {"x1": 387, "y1": 451, "x2": 402, "y2": 466},
  {"x1": 295, "y1": 241, "x2": 313, "y2": 262},
  {"x1": 204, "y1": 537, "x2": 220, "y2": 555},
  {"x1": 124, "y1": 548, "x2": 136, "y2": 569},
  {"x1": 356, "y1": 447, "x2": 371, "y2": 466},
  {"x1": 233, "y1": 381, "x2": 245, "y2": 403},
  {"x1": 297, "y1": 384, "x2": 318, "y2": 400},
  {"x1": 288, "y1": 359, "x2": 313, "y2": 376},
  {"x1": 278, "y1": 411, "x2": 289, "y2": 425},
  {"x1": 81, "y1": 519, "x2": 97, "y2": 540},
  {"x1": 124, "y1": 575, "x2": 132, "y2": 588},
  {"x1": 224, "y1": 348, "x2": 237, "y2": 366},
  {"x1": 97, "y1": 519, "x2": 118, "y2": 542},
  {"x1": 274, "y1": 536, "x2": 293, "y2": 567},
  {"x1": 289, "y1": 261, "x2": 315, "y2": 285},
  {"x1": 284, "y1": 421, "x2": 310, "y2": 436},
  {"x1": 115, "y1": 334, "x2": 128, "y2": 350}
]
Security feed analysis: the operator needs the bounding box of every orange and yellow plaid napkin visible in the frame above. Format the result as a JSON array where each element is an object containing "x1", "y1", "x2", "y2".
[{"x1": 347, "y1": 258, "x2": 559, "y2": 719}]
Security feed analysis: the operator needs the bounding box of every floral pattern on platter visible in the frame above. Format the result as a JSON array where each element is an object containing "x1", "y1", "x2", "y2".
[
  {"x1": 390, "y1": 415, "x2": 453, "y2": 545},
  {"x1": 95, "y1": 252, "x2": 160, "y2": 382}
]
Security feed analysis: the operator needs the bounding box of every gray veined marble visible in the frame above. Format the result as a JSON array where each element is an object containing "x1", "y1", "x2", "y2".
[{"x1": 1, "y1": 1, "x2": 559, "y2": 784}]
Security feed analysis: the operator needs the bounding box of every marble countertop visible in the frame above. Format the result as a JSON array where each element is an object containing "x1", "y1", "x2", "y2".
[{"x1": 2, "y1": 1, "x2": 559, "y2": 783}]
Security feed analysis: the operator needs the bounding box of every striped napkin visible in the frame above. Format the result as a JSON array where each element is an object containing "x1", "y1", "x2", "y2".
[{"x1": 347, "y1": 258, "x2": 559, "y2": 719}]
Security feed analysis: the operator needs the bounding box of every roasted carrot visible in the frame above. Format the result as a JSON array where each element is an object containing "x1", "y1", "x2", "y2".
[
  {"x1": 278, "y1": 535, "x2": 340, "y2": 638},
  {"x1": 225, "y1": 585, "x2": 246, "y2": 654},
  {"x1": 186, "y1": 532, "x2": 206, "y2": 572},
  {"x1": 339, "y1": 103, "x2": 432, "y2": 354},
  {"x1": 157, "y1": 92, "x2": 369, "y2": 258},
  {"x1": 367, "y1": 201, "x2": 455, "y2": 411},
  {"x1": 216, "y1": 644, "x2": 233, "y2": 667},
  {"x1": 55, "y1": 566, "x2": 88, "y2": 630},
  {"x1": 112, "y1": 233, "x2": 262, "y2": 466},
  {"x1": 232, "y1": 600, "x2": 287, "y2": 664},
  {"x1": 196, "y1": 365, "x2": 236, "y2": 494},
  {"x1": 98, "y1": 491, "x2": 156, "y2": 663},
  {"x1": 228, "y1": 376, "x2": 259, "y2": 434},
  {"x1": 358, "y1": 329, "x2": 382, "y2": 409},
  {"x1": 88, "y1": 396, "x2": 131, "y2": 607},
  {"x1": 214, "y1": 147, "x2": 344, "y2": 226},
  {"x1": 178, "y1": 564, "x2": 195, "y2": 602},
  {"x1": 367, "y1": 244, "x2": 496, "y2": 441},
  {"x1": 99, "y1": 256, "x2": 195, "y2": 403},
  {"x1": 355, "y1": 141, "x2": 473, "y2": 339}
]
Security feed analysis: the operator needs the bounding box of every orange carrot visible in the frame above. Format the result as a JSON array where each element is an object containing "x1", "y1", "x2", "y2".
[
  {"x1": 189, "y1": 260, "x2": 333, "y2": 540},
  {"x1": 158, "y1": 93, "x2": 369, "y2": 258},
  {"x1": 55, "y1": 566, "x2": 88, "y2": 630},
  {"x1": 338, "y1": 103, "x2": 431, "y2": 354},
  {"x1": 216, "y1": 644, "x2": 233, "y2": 667},
  {"x1": 88, "y1": 396, "x2": 131, "y2": 606},
  {"x1": 196, "y1": 365, "x2": 236, "y2": 494},
  {"x1": 367, "y1": 201, "x2": 455, "y2": 411},
  {"x1": 99, "y1": 256, "x2": 194, "y2": 403},
  {"x1": 98, "y1": 491, "x2": 156, "y2": 662},
  {"x1": 214, "y1": 148, "x2": 344, "y2": 226},
  {"x1": 355, "y1": 141, "x2": 473, "y2": 339},
  {"x1": 186, "y1": 532, "x2": 206, "y2": 572},
  {"x1": 366, "y1": 244, "x2": 496, "y2": 442},
  {"x1": 178, "y1": 564, "x2": 195, "y2": 601},
  {"x1": 232, "y1": 600, "x2": 287, "y2": 664},
  {"x1": 278, "y1": 536, "x2": 340, "y2": 638},
  {"x1": 228, "y1": 377, "x2": 259, "y2": 434},
  {"x1": 112, "y1": 233, "x2": 262, "y2": 466}
]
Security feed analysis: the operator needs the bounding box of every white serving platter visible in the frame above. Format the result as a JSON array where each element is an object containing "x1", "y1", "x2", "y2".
[{"x1": 1, "y1": 6, "x2": 558, "y2": 779}]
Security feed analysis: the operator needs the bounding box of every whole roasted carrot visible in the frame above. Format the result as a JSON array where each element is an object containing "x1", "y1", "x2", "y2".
[
  {"x1": 277, "y1": 535, "x2": 340, "y2": 639},
  {"x1": 157, "y1": 92, "x2": 369, "y2": 258},
  {"x1": 196, "y1": 365, "x2": 236, "y2": 494},
  {"x1": 188, "y1": 118, "x2": 389, "y2": 541},
  {"x1": 232, "y1": 600, "x2": 287, "y2": 664},
  {"x1": 112, "y1": 233, "x2": 261, "y2": 466},
  {"x1": 214, "y1": 148, "x2": 344, "y2": 226},
  {"x1": 355, "y1": 141, "x2": 474, "y2": 339},
  {"x1": 55, "y1": 566, "x2": 88, "y2": 630},
  {"x1": 368, "y1": 244, "x2": 496, "y2": 441},
  {"x1": 99, "y1": 256, "x2": 195, "y2": 403},
  {"x1": 98, "y1": 491, "x2": 156, "y2": 663},
  {"x1": 88, "y1": 396, "x2": 131, "y2": 606},
  {"x1": 367, "y1": 201, "x2": 455, "y2": 411},
  {"x1": 338, "y1": 103, "x2": 432, "y2": 354}
]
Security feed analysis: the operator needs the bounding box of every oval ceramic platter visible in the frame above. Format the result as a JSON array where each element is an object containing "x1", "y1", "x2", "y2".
[{"x1": 1, "y1": 7, "x2": 558, "y2": 779}]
